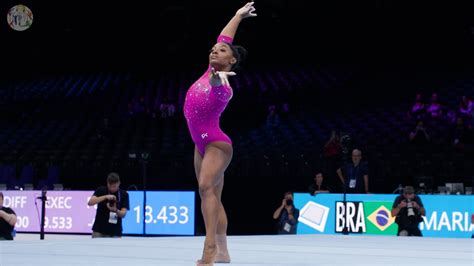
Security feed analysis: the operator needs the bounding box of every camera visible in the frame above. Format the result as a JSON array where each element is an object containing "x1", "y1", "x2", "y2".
[
  {"x1": 406, "y1": 199, "x2": 415, "y2": 216},
  {"x1": 340, "y1": 133, "x2": 352, "y2": 162},
  {"x1": 286, "y1": 199, "x2": 293, "y2": 206},
  {"x1": 109, "y1": 198, "x2": 116, "y2": 205}
]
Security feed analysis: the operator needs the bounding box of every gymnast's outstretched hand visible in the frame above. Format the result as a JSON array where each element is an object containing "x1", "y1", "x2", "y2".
[
  {"x1": 210, "y1": 67, "x2": 236, "y2": 87},
  {"x1": 236, "y1": 1, "x2": 257, "y2": 19}
]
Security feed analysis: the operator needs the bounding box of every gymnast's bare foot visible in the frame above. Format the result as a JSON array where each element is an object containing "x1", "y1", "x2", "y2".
[
  {"x1": 215, "y1": 234, "x2": 231, "y2": 263},
  {"x1": 215, "y1": 252, "x2": 231, "y2": 263},
  {"x1": 196, "y1": 244, "x2": 217, "y2": 266}
]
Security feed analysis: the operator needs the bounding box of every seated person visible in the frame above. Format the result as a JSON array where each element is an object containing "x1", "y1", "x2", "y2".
[
  {"x1": 308, "y1": 172, "x2": 330, "y2": 196},
  {"x1": 459, "y1": 95, "x2": 473, "y2": 120},
  {"x1": 426, "y1": 93, "x2": 443, "y2": 119},
  {"x1": 408, "y1": 93, "x2": 426, "y2": 119}
]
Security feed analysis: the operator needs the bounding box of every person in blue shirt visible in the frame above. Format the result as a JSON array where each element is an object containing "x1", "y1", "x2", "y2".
[{"x1": 272, "y1": 191, "x2": 300, "y2": 234}]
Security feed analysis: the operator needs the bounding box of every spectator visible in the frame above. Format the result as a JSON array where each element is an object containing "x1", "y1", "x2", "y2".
[
  {"x1": 452, "y1": 117, "x2": 472, "y2": 150},
  {"x1": 167, "y1": 102, "x2": 176, "y2": 117},
  {"x1": 87, "y1": 173, "x2": 129, "y2": 238},
  {"x1": 339, "y1": 131, "x2": 353, "y2": 164},
  {"x1": 152, "y1": 97, "x2": 161, "y2": 118},
  {"x1": 308, "y1": 172, "x2": 330, "y2": 196},
  {"x1": 139, "y1": 97, "x2": 148, "y2": 114},
  {"x1": 426, "y1": 93, "x2": 443, "y2": 119},
  {"x1": 336, "y1": 149, "x2": 369, "y2": 194},
  {"x1": 272, "y1": 191, "x2": 300, "y2": 234},
  {"x1": 160, "y1": 97, "x2": 176, "y2": 118},
  {"x1": 459, "y1": 95, "x2": 473, "y2": 120},
  {"x1": 408, "y1": 93, "x2": 426, "y2": 120},
  {"x1": 446, "y1": 109, "x2": 457, "y2": 124},
  {"x1": 266, "y1": 104, "x2": 280, "y2": 128},
  {"x1": 280, "y1": 102, "x2": 290, "y2": 121},
  {"x1": 0, "y1": 192, "x2": 17, "y2": 240},
  {"x1": 160, "y1": 101, "x2": 168, "y2": 118},
  {"x1": 391, "y1": 186, "x2": 426, "y2": 236},
  {"x1": 130, "y1": 97, "x2": 146, "y2": 116},
  {"x1": 323, "y1": 130, "x2": 342, "y2": 159},
  {"x1": 409, "y1": 120, "x2": 430, "y2": 148},
  {"x1": 323, "y1": 130, "x2": 342, "y2": 191}
]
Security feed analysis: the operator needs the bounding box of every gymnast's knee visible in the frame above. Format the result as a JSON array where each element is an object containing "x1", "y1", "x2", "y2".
[{"x1": 198, "y1": 179, "x2": 215, "y2": 197}]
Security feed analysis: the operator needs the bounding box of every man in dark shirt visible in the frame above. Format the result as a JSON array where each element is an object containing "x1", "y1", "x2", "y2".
[
  {"x1": 87, "y1": 173, "x2": 129, "y2": 238},
  {"x1": 391, "y1": 186, "x2": 426, "y2": 236},
  {"x1": 0, "y1": 192, "x2": 17, "y2": 240},
  {"x1": 336, "y1": 149, "x2": 369, "y2": 194},
  {"x1": 272, "y1": 191, "x2": 300, "y2": 234}
]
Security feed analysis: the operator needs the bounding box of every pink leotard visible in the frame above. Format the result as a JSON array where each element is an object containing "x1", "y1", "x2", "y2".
[{"x1": 184, "y1": 35, "x2": 234, "y2": 156}]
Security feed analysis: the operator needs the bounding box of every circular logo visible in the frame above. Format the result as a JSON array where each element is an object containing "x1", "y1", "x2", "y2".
[
  {"x1": 7, "y1": 4, "x2": 34, "y2": 31},
  {"x1": 375, "y1": 210, "x2": 390, "y2": 226}
]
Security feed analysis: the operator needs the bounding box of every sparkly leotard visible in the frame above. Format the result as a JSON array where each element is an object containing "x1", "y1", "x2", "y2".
[{"x1": 184, "y1": 35, "x2": 234, "y2": 156}]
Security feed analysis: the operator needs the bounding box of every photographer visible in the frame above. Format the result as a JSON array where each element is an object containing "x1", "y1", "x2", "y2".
[
  {"x1": 272, "y1": 191, "x2": 300, "y2": 234},
  {"x1": 409, "y1": 120, "x2": 430, "y2": 146},
  {"x1": 0, "y1": 192, "x2": 17, "y2": 240},
  {"x1": 391, "y1": 186, "x2": 426, "y2": 236},
  {"x1": 87, "y1": 173, "x2": 129, "y2": 238}
]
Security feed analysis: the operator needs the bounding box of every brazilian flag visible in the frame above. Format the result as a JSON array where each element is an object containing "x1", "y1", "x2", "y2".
[{"x1": 364, "y1": 201, "x2": 398, "y2": 235}]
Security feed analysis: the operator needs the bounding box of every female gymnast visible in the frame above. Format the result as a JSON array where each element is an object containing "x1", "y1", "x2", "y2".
[{"x1": 183, "y1": 2, "x2": 257, "y2": 265}]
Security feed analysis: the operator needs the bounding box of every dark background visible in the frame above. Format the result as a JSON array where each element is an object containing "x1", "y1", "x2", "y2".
[{"x1": 3, "y1": 0, "x2": 474, "y2": 72}]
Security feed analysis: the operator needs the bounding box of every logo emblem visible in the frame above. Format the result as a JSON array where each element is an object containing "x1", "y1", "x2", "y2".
[
  {"x1": 298, "y1": 201, "x2": 330, "y2": 232},
  {"x1": 7, "y1": 5, "x2": 33, "y2": 31}
]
